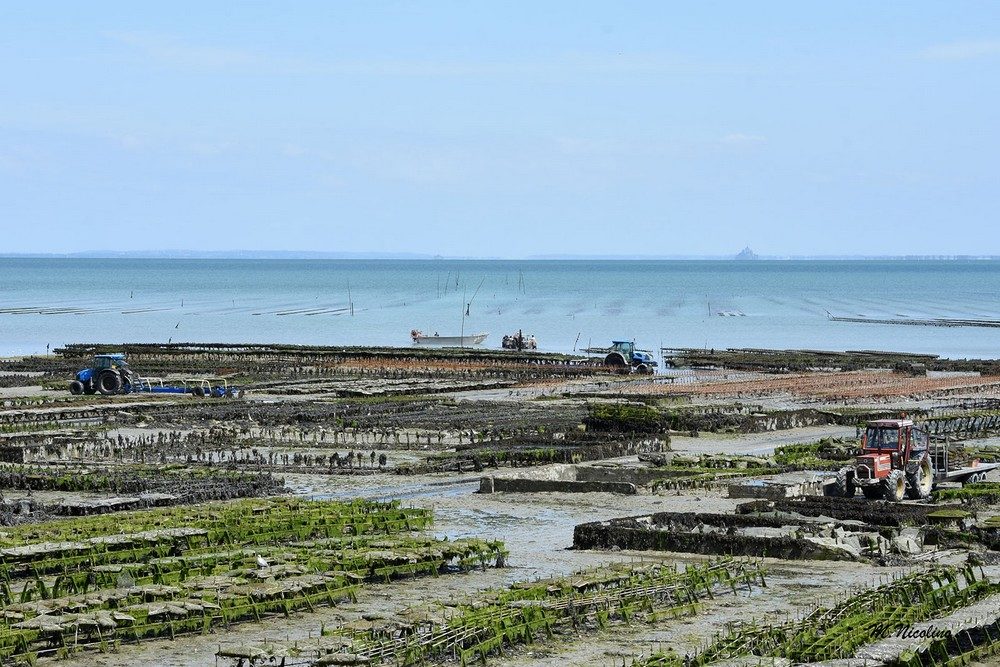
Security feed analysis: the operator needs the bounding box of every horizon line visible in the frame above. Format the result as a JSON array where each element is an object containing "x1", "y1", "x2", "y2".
[{"x1": 2, "y1": 250, "x2": 1000, "y2": 261}]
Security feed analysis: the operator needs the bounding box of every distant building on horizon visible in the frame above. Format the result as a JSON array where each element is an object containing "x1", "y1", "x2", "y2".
[{"x1": 734, "y1": 246, "x2": 758, "y2": 260}]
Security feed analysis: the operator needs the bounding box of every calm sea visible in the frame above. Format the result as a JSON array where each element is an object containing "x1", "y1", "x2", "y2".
[{"x1": 1, "y1": 258, "x2": 999, "y2": 359}]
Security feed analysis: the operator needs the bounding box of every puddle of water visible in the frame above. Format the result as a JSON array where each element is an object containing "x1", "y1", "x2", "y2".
[{"x1": 308, "y1": 479, "x2": 480, "y2": 503}]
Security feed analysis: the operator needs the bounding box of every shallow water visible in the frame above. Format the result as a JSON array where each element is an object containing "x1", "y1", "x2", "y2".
[{"x1": 3, "y1": 257, "x2": 1000, "y2": 358}]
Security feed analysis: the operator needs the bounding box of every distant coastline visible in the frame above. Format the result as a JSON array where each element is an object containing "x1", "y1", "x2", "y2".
[{"x1": 2, "y1": 251, "x2": 999, "y2": 261}]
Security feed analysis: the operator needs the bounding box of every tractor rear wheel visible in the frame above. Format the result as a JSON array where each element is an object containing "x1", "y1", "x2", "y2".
[
  {"x1": 69, "y1": 380, "x2": 84, "y2": 395},
  {"x1": 882, "y1": 469, "x2": 906, "y2": 502},
  {"x1": 604, "y1": 352, "x2": 628, "y2": 372},
  {"x1": 97, "y1": 371, "x2": 122, "y2": 396},
  {"x1": 833, "y1": 467, "x2": 856, "y2": 497},
  {"x1": 906, "y1": 459, "x2": 933, "y2": 500},
  {"x1": 862, "y1": 485, "x2": 883, "y2": 500}
]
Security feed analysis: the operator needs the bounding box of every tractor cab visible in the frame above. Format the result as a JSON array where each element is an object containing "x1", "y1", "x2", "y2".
[
  {"x1": 859, "y1": 419, "x2": 928, "y2": 471},
  {"x1": 858, "y1": 419, "x2": 915, "y2": 479},
  {"x1": 92, "y1": 354, "x2": 129, "y2": 371},
  {"x1": 610, "y1": 341, "x2": 636, "y2": 357},
  {"x1": 863, "y1": 423, "x2": 902, "y2": 452}
]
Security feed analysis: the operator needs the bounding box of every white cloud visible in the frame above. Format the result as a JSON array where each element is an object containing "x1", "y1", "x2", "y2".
[{"x1": 922, "y1": 40, "x2": 1000, "y2": 61}]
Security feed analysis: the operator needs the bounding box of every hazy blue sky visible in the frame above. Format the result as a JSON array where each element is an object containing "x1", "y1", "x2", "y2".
[{"x1": 2, "y1": 2, "x2": 999, "y2": 257}]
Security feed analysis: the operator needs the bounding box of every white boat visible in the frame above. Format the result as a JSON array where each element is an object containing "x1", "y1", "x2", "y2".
[{"x1": 411, "y1": 329, "x2": 489, "y2": 346}]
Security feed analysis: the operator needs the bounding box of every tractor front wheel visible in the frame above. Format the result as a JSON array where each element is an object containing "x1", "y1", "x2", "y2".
[
  {"x1": 69, "y1": 380, "x2": 84, "y2": 395},
  {"x1": 83, "y1": 380, "x2": 96, "y2": 395},
  {"x1": 833, "y1": 467, "x2": 856, "y2": 497},
  {"x1": 97, "y1": 371, "x2": 122, "y2": 396},
  {"x1": 906, "y1": 459, "x2": 933, "y2": 500},
  {"x1": 882, "y1": 469, "x2": 906, "y2": 502}
]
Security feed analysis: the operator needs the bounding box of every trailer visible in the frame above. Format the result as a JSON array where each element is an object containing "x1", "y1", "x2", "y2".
[
  {"x1": 68, "y1": 354, "x2": 242, "y2": 398},
  {"x1": 928, "y1": 441, "x2": 996, "y2": 485},
  {"x1": 833, "y1": 419, "x2": 999, "y2": 501}
]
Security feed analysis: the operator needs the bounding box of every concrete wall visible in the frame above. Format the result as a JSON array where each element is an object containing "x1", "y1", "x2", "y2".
[
  {"x1": 573, "y1": 465, "x2": 667, "y2": 486},
  {"x1": 480, "y1": 476, "x2": 637, "y2": 495},
  {"x1": 727, "y1": 478, "x2": 830, "y2": 499}
]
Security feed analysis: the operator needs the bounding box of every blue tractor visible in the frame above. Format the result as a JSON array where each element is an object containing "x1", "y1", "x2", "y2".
[
  {"x1": 604, "y1": 341, "x2": 658, "y2": 375},
  {"x1": 69, "y1": 353, "x2": 135, "y2": 396},
  {"x1": 69, "y1": 353, "x2": 242, "y2": 398}
]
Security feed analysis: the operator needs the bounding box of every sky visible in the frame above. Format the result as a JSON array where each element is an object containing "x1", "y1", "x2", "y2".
[{"x1": 1, "y1": 2, "x2": 999, "y2": 257}]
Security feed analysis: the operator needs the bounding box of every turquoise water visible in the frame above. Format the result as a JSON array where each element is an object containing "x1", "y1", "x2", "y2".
[{"x1": 2, "y1": 258, "x2": 1000, "y2": 359}]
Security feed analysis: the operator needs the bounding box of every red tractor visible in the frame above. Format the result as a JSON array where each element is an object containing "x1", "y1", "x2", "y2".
[{"x1": 834, "y1": 419, "x2": 934, "y2": 502}]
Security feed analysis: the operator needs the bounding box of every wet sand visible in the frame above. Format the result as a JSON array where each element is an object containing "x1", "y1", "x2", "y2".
[{"x1": 57, "y1": 458, "x2": 897, "y2": 667}]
